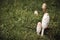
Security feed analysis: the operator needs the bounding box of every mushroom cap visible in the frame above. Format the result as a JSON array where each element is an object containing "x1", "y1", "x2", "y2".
[
  {"x1": 42, "y1": 13, "x2": 50, "y2": 29},
  {"x1": 37, "y1": 22, "x2": 42, "y2": 26},
  {"x1": 34, "y1": 10, "x2": 38, "y2": 15},
  {"x1": 42, "y1": 3, "x2": 47, "y2": 9}
]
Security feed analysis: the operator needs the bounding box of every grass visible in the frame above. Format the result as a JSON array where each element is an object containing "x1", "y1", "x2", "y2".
[{"x1": 0, "y1": 0, "x2": 60, "y2": 40}]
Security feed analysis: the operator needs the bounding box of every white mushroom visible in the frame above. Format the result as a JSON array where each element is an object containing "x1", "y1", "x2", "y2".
[
  {"x1": 36, "y1": 22, "x2": 42, "y2": 35},
  {"x1": 34, "y1": 10, "x2": 38, "y2": 16},
  {"x1": 41, "y1": 12, "x2": 50, "y2": 36}
]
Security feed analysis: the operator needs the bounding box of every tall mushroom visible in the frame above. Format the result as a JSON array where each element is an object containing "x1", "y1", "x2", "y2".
[{"x1": 41, "y1": 12, "x2": 50, "y2": 36}]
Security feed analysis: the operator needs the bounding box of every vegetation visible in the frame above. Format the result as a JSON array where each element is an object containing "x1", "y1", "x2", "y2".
[{"x1": 0, "y1": 0, "x2": 60, "y2": 40}]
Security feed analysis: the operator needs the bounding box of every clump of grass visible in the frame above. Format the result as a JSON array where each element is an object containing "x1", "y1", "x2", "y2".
[{"x1": 0, "y1": 0, "x2": 60, "y2": 40}]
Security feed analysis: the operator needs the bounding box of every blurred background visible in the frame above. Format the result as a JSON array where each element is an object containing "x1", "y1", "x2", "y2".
[{"x1": 0, "y1": 0, "x2": 60, "y2": 40}]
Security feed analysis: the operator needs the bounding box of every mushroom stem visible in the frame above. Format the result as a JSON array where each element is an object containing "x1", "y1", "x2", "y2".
[{"x1": 41, "y1": 28, "x2": 44, "y2": 36}]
